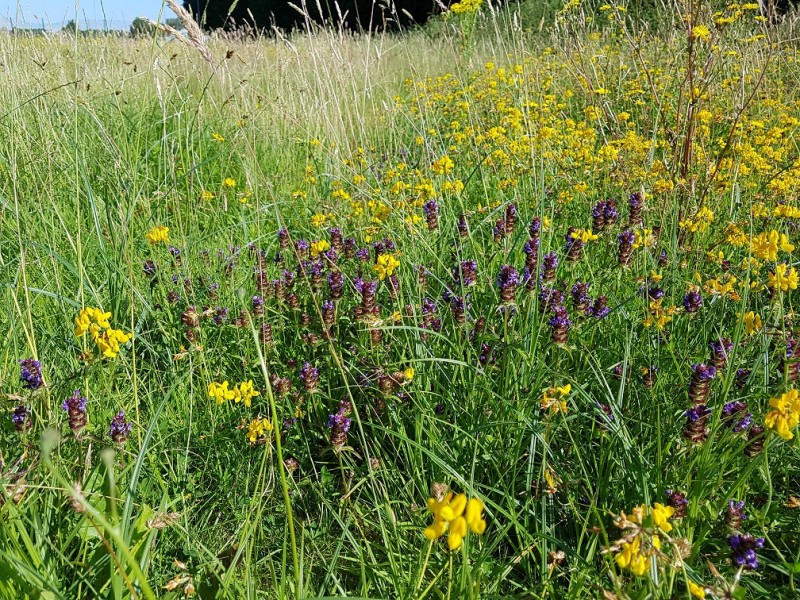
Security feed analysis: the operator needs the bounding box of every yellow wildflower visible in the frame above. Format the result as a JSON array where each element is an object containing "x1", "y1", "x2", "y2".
[
  {"x1": 692, "y1": 25, "x2": 711, "y2": 41},
  {"x1": 424, "y1": 491, "x2": 486, "y2": 550},
  {"x1": 688, "y1": 581, "x2": 706, "y2": 599},
  {"x1": 569, "y1": 228, "x2": 599, "y2": 244},
  {"x1": 246, "y1": 417, "x2": 273, "y2": 444},
  {"x1": 649, "y1": 503, "x2": 675, "y2": 533},
  {"x1": 768, "y1": 263, "x2": 799, "y2": 292},
  {"x1": 372, "y1": 253, "x2": 400, "y2": 280},
  {"x1": 234, "y1": 380, "x2": 261, "y2": 407},
  {"x1": 310, "y1": 240, "x2": 331, "y2": 257},
  {"x1": 222, "y1": 177, "x2": 236, "y2": 188},
  {"x1": 310, "y1": 213, "x2": 328, "y2": 228},
  {"x1": 146, "y1": 226, "x2": 170, "y2": 245},
  {"x1": 541, "y1": 384, "x2": 571, "y2": 414},
  {"x1": 741, "y1": 311, "x2": 763, "y2": 335},
  {"x1": 615, "y1": 535, "x2": 648, "y2": 576},
  {"x1": 764, "y1": 389, "x2": 800, "y2": 440},
  {"x1": 208, "y1": 381, "x2": 236, "y2": 405},
  {"x1": 211, "y1": 132, "x2": 225, "y2": 142},
  {"x1": 751, "y1": 230, "x2": 794, "y2": 261},
  {"x1": 431, "y1": 155, "x2": 455, "y2": 175}
]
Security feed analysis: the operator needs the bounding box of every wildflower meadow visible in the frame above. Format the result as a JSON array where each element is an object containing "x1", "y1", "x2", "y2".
[{"x1": 2, "y1": 0, "x2": 800, "y2": 598}]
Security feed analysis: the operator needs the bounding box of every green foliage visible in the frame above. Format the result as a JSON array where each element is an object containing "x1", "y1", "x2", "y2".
[{"x1": 2, "y1": 3, "x2": 800, "y2": 599}]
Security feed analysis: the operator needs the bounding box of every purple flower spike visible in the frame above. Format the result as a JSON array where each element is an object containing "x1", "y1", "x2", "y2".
[
  {"x1": 109, "y1": 410, "x2": 132, "y2": 443},
  {"x1": 19, "y1": 358, "x2": 43, "y2": 390},
  {"x1": 729, "y1": 534, "x2": 764, "y2": 570}
]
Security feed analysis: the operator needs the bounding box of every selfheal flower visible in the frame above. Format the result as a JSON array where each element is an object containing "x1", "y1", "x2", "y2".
[
  {"x1": 683, "y1": 404, "x2": 711, "y2": 443},
  {"x1": 328, "y1": 409, "x2": 351, "y2": 450},
  {"x1": 589, "y1": 296, "x2": 610, "y2": 318},
  {"x1": 725, "y1": 499, "x2": 747, "y2": 530},
  {"x1": 356, "y1": 247, "x2": 370, "y2": 262},
  {"x1": 143, "y1": 259, "x2": 157, "y2": 277},
  {"x1": 529, "y1": 217, "x2": 542, "y2": 239},
  {"x1": 628, "y1": 192, "x2": 644, "y2": 226},
  {"x1": 11, "y1": 405, "x2": 30, "y2": 431},
  {"x1": 423, "y1": 200, "x2": 439, "y2": 231},
  {"x1": 539, "y1": 287, "x2": 564, "y2": 313},
  {"x1": 618, "y1": 229, "x2": 635, "y2": 266},
  {"x1": 449, "y1": 295, "x2": 469, "y2": 325},
  {"x1": 735, "y1": 368, "x2": 751, "y2": 389},
  {"x1": 729, "y1": 534, "x2": 764, "y2": 570},
  {"x1": 688, "y1": 363, "x2": 716, "y2": 405},
  {"x1": 496, "y1": 265, "x2": 519, "y2": 304},
  {"x1": 710, "y1": 337, "x2": 734, "y2": 369},
  {"x1": 19, "y1": 358, "x2": 43, "y2": 390},
  {"x1": 252, "y1": 295, "x2": 264, "y2": 316},
  {"x1": 591, "y1": 200, "x2": 608, "y2": 231},
  {"x1": 541, "y1": 252, "x2": 558, "y2": 282},
  {"x1": 523, "y1": 238, "x2": 540, "y2": 271},
  {"x1": 571, "y1": 282, "x2": 591, "y2": 314},
  {"x1": 62, "y1": 390, "x2": 88, "y2": 434},
  {"x1": 457, "y1": 213, "x2": 469, "y2": 238},
  {"x1": 722, "y1": 401, "x2": 752, "y2": 432},
  {"x1": 213, "y1": 306, "x2": 229, "y2": 326},
  {"x1": 683, "y1": 288, "x2": 703, "y2": 313},
  {"x1": 454, "y1": 260, "x2": 478, "y2": 287},
  {"x1": 278, "y1": 227, "x2": 290, "y2": 249},
  {"x1": 604, "y1": 199, "x2": 619, "y2": 226},
  {"x1": 299, "y1": 362, "x2": 320, "y2": 392},
  {"x1": 109, "y1": 410, "x2": 132, "y2": 443},
  {"x1": 665, "y1": 489, "x2": 689, "y2": 518},
  {"x1": 549, "y1": 305, "x2": 571, "y2": 344}
]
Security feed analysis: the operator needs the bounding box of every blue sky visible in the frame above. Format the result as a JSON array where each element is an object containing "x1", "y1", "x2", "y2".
[{"x1": 0, "y1": 1, "x2": 177, "y2": 29}]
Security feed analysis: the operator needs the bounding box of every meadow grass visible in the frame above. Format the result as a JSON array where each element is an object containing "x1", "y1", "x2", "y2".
[{"x1": 2, "y1": 1, "x2": 800, "y2": 598}]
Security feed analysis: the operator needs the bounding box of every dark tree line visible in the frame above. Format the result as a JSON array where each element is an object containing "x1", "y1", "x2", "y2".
[
  {"x1": 181, "y1": 0, "x2": 464, "y2": 32},
  {"x1": 182, "y1": 0, "x2": 800, "y2": 33}
]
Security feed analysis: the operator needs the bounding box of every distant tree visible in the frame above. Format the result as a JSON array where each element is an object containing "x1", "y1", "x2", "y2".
[
  {"x1": 164, "y1": 17, "x2": 184, "y2": 29},
  {"x1": 62, "y1": 19, "x2": 78, "y2": 34},
  {"x1": 130, "y1": 16, "x2": 157, "y2": 37}
]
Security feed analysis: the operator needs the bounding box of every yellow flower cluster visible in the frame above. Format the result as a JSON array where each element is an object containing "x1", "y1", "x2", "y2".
[
  {"x1": 74, "y1": 307, "x2": 133, "y2": 359},
  {"x1": 568, "y1": 228, "x2": 599, "y2": 244},
  {"x1": 768, "y1": 263, "x2": 799, "y2": 292},
  {"x1": 246, "y1": 417, "x2": 274, "y2": 444},
  {"x1": 691, "y1": 25, "x2": 711, "y2": 41},
  {"x1": 774, "y1": 204, "x2": 800, "y2": 219},
  {"x1": 310, "y1": 240, "x2": 331, "y2": 257},
  {"x1": 449, "y1": 0, "x2": 483, "y2": 15},
  {"x1": 208, "y1": 380, "x2": 261, "y2": 407},
  {"x1": 678, "y1": 207, "x2": 714, "y2": 233},
  {"x1": 741, "y1": 311, "x2": 763, "y2": 335},
  {"x1": 423, "y1": 490, "x2": 486, "y2": 550},
  {"x1": 541, "y1": 384, "x2": 571, "y2": 414},
  {"x1": 145, "y1": 225, "x2": 169, "y2": 244},
  {"x1": 613, "y1": 503, "x2": 675, "y2": 577},
  {"x1": 764, "y1": 389, "x2": 800, "y2": 440},
  {"x1": 632, "y1": 228, "x2": 656, "y2": 250},
  {"x1": 750, "y1": 230, "x2": 794, "y2": 261},
  {"x1": 431, "y1": 155, "x2": 455, "y2": 175},
  {"x1": 372, "y1": 253, "x2": 400, "y2": 280},
  {"x1": 310, "y1": 212, "x2": 334, "y2": 228},
  {"x1": 704, "y1": 273, "x2": 740, "y2": 300},
  {"x1": 642, "y1": 299, "x2": 677, "y2": 330}
]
